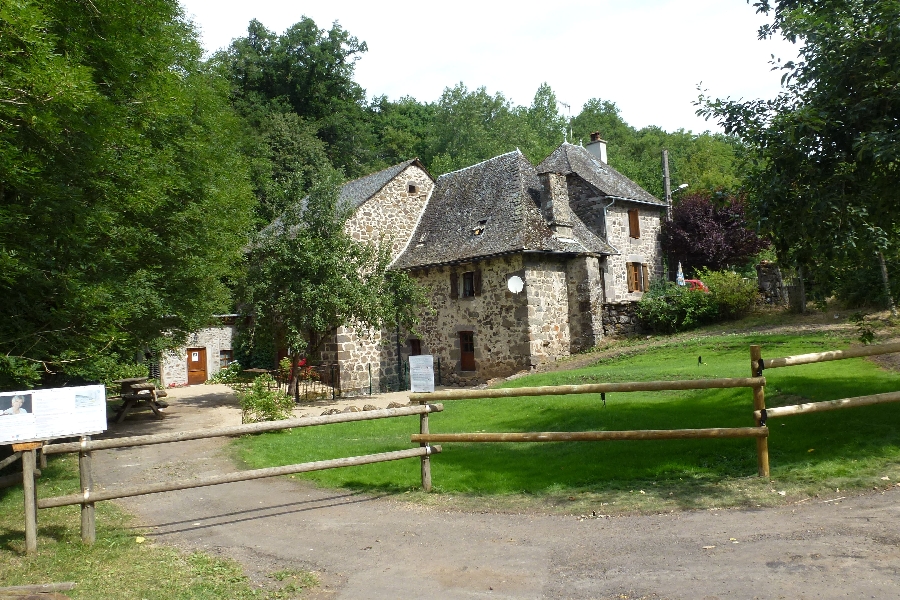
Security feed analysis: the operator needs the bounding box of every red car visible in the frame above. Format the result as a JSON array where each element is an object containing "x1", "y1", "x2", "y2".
[{"x1": 685, "y1": 279, "x2": 710, "y2": 293}]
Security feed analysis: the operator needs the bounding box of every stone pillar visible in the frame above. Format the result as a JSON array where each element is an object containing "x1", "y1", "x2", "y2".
[
  {"x1": 756, "y1": 261, "x2": 786, "y2": 305},
  {"x1": 566, "y1": 256, "x2": 604, "y2": 352}
]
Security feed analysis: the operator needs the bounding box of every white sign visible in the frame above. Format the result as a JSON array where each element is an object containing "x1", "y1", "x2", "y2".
[
  {"x1": 409, "y1": 355, "x2": 435, "y2": 393},
  {"x1": 191, "y1": 351, "x2": 200, "y2": 362},
  {"x1": 0, "y1": 385, "x2": 107, "y2": 445}
]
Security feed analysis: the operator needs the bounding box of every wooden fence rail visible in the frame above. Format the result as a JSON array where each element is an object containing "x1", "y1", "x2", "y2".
[
  {"x1": 409, "y1": 376, "x2": 766, "y2": 403},
  {"x1": 412, "y1": 428, "x2": 768, "y2": 443},
  {"x1": 753, "y1": 341, "x2": 900, "y2": 373},
  {"x1": 755, "y1": 390, "x2": 900, "y2": 421},
  {"x1": 39, "y1": 446, "x2": 440, "y2": 509},
  {"x1": 23, "y1": 404, "x2": 443, "y2": 553}
]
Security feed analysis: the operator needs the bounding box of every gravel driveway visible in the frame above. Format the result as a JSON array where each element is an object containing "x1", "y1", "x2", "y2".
[{"x1": 93, "y1": 384, "x2": 900, "y2": 599}]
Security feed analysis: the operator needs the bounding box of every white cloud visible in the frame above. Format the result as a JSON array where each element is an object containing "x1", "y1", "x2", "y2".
[{"x1": 180, "y1": 0, "x2": 798, "y2": 134}]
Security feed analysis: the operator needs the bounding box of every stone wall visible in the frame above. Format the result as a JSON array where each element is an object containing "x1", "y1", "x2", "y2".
[
  {"x1": 343, "y1": 164, "x2": 433, "y2": 262},
  {"x1": 161, "y1": 325, "x2": 234, "y2": 386},
  {"x1": 566, "y1": 255, "x2": 604, "y2": 352},
  {"x1": 757, "y1": 261, "x2": 787, "y2": 305},
  {"x1": 525, "y1": 257, "x2": 572, "y2": 366},
  {"x1": 601, "y1": 302, "x2": 643, "y2": 337},
  {"x1": 603, "y1": 202, "x2": 665, "y2": 302}
]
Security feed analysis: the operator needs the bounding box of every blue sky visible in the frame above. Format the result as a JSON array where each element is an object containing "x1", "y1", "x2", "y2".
[{"x1": 179, "y1": 0, "x2": 798, "y2": 134}]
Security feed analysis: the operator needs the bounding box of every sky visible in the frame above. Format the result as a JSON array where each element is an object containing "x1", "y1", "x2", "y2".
[{"x1": 178, "y1": 0, "x2": 799, "y2": 135}]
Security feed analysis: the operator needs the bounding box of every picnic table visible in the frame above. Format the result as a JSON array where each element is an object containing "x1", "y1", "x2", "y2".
[{"x1": 110, "y1": 378, "x2": 168, "y2": 423}]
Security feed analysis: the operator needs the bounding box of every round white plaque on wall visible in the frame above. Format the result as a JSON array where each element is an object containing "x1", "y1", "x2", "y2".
[{"x1": 507, "y1": 275, "x2": 524, "y2": 294}]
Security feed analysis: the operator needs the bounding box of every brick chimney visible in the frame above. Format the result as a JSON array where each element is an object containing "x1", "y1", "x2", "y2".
[
  {"x1": 538, "y1": 172, "x2": 574, "y2": 238},
  {"x1": 585, "y1": 131, "x2": 608, "y2": 163}
]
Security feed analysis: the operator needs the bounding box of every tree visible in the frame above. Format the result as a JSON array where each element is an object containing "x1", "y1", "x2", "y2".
[
  {"x1": 242, "y1": 170, "x2": 424, "y2": 394},
  {"x1": 699, "y1": 0, "x2": 900, "y2": 310},
  {"x1": 661, "y1": 193, "x2": 770, "y2": 274},
  {"x1": 0, "y1": 0, "x2": 253, "y2": 389}
]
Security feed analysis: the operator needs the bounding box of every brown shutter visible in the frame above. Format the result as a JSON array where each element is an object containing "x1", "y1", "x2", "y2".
[
  {"x1": 474, "y1": 269, "x2": 482, "y2": 296},
  {"x1": 626, "y1": 262, "x2": 635, "y2": 292},
  {"x1": 450, "y1": 271, "x2": 458, "y2": 299},
  {"x1": 642, "y1": 264, "x2": 650, "y2": 292},
  {"x1": 628, "y1": 209, "x2": 640, "y2": 238}
]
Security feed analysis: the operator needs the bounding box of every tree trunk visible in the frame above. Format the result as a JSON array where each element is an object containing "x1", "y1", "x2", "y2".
[
  {"x1": 797, "y1": 264, "x2": 807, "y2": 314},
  {"x1": 877, "y1": 251, "x2": 897, "y2": 316},
  {"x1": 287, "y1": 352, "x2": 301, "y2": 399}
]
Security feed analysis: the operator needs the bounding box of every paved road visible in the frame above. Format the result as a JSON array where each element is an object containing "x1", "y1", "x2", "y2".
[{"x1": 94, "y1": 385, "x2": 900, "y2": 599}]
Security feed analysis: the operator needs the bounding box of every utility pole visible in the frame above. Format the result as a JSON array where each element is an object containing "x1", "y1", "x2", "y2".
[{"x1": 662, "y1": 149, "x2": 673, "y2": 281}]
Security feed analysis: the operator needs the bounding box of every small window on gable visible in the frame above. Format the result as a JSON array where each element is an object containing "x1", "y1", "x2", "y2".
[
  {"x1": 628, "y1": 209, "x2": 640, "y2": 238},
  {"x1": 408, "y1": 183, "x2": 418, "y2": 194},
  {"x1": 472, "y1": 219, "x2": 487, "y2": 236}
]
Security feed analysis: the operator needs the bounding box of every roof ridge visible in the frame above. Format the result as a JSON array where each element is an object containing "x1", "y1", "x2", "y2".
[{"x1": 436, "y1": 149, "x2": 523, "y2": 179}]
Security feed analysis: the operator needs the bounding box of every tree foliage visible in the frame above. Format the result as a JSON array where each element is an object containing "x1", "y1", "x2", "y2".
[
  {"x1": 698, "y1": 0, "x2": 900, "y2": 304},
  {"x1": 0, "y1": 0, "x2": 253, "y2": 389},
  {"x1": 661, "y1": 193, "x2": 770, "y2": 274},
  {"x1": 241, "y1": 171, "x2": 424, "y2": 391}
]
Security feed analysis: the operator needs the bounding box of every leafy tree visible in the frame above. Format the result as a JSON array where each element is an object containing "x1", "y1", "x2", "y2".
[
  {"x1": 661, "y1": 193, "x2": 770, "y2": 274},
  {"x1": 699, "y1": 0, "x2": 900, "y2": 310},
  {"x1": 524, "y1": 83, "x2": 567, "y2": 161},
  {"x1": 219, "y1": 18, "x2": 374, "y2": 176},
  {"x1": 0, "y1": 0, "x2": 253, "y2": 390},
  {"x1": 242, "y1": 171, "x2": 424, "y2": 394}
]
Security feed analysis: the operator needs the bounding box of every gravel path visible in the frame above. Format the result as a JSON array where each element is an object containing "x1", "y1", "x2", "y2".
[{"x1": 93, "y1": 384, "x2": 900, "y2": 599}]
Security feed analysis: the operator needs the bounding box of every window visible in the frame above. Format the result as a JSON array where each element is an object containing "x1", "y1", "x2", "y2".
[
  {"x1": 626, "y1": 262, "x2": 650, "y2": 293},
  {"x1": 452, "y1": 269, "x2": 482, "y2": 298},
  {"x1": 408, "y1": 183, "x2": 418, "y2": 194},
  {"x1": 219, "y1": 350, "x2": 234, "y2": 369},
  {"x1": 462, "y1": 271, "x2": 475, "y2": 297},
  {"x1": 410, "y1": 339, "x2": 422, "y2": 356},
  {"x1": 628, "y1": 209, "x2": 640, "y2": 238},
  {"x1": 459, "y1": 331, "x2": 475, "y2": 371}
]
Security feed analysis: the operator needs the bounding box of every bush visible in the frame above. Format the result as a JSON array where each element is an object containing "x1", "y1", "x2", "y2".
[
  {"x1": 696, "y1": 268, "x2": 760, "y2": 321},
  {"x1": 207, "y1": 361, "x2": 243, "y2": 384},
  {"x1": 237, "y1": 374, "x2": 294, "y2": 423},
  {"x1": 636, "y1": 280, "x2": 717, "y2": 334}
]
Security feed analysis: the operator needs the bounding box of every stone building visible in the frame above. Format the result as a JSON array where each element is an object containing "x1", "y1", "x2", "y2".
[
  {"x1": 303, "y1": 138, "x2": 666, "y2": 393},
  {"x1": 160, "y1": 315, "x2": 236, "y2": 386}
]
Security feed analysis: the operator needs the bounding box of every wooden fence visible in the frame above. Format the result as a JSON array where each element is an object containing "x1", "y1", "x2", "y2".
[
  {"x1": 410, "y1": 374, "x2": 771, "y2": 487},
  {"x1": 15, "y1": 403, "x2": 442, "y2": 553},
  {"x1": 409, "y1": 341, "x2": 900, "y2": 488}
]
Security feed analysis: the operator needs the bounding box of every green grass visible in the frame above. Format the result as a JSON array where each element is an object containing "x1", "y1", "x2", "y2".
[
  {"x1": 234, "y1": 331, "x2": 900, "y2": 513},
  {"x1": 0, "y1": 454, "x2": 317, "y2": 597}
]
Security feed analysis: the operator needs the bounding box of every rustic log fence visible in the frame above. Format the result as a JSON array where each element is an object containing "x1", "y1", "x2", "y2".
[
  {"x1": 410, "y1": 375, "x2": 770, "y2": 487},
  {"x1": 750, "y1": 341, "x2": 900, "y2": 427},
  {"x1": 17, "y1": 404, "x2": 442, "y2": 553}
]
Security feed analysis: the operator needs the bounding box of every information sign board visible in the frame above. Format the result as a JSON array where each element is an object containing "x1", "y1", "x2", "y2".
[
  {"x1": 409, "y1": 355, "x2": 435, "y2": 393},
  {"x1": 0, "y1": 385, "x2": 107, "y2": 445}
]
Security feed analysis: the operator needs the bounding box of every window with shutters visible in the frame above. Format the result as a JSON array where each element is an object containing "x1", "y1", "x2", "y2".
[
  {"x1": 626, "y1": 262, "x2": 650, "y2": 292},
  {"x1": 628, "y1": 209, "x2": 640, "y2": 238},
  {"x1": 462, "y1": 271, "x2": 475, "y2": 297},
  {"x1": 455, "y1": 269, "x2": 482, "y2": 298}
]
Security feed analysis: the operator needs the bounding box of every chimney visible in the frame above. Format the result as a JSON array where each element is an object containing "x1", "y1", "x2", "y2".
[
  {"x1": 586, "y1": 131, "x2": 608, "y2": 163},
  {"x1": 538, "y1": 172, "x2": 574, "y2": 238}
]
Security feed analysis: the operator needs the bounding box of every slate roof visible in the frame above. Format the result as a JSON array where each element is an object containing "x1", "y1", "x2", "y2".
[
  {"x1": 537, "y1": 143, "x2": 665, "y2": 206},
  {"x1": 339, "y1": 158, "x2": 430, "y2": 209},
  {"x1": 393, "y1": 150, "x2": 614, "y2": 270}
]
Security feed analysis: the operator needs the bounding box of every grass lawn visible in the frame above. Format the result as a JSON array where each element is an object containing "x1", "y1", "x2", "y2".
[
  {"x1": 0, "y1": 453, "x2": 317, "y2": 597},
  {"x1": 234, "y1": 329, "x2": 900, "y2": 513}
]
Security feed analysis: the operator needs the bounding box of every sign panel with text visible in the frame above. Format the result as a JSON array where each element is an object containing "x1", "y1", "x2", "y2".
[
  {"x1": 409, "y1": 355, "x2": 435, "y2": 393},
  {"x1": 0, "y1": 385, "x2": 107, "y2": 445}
]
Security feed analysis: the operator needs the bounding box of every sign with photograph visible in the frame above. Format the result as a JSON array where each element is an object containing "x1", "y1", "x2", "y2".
[
  {"x1": 0, "y1": 385, "x2": 107, "y2": 445},
  {"x1": 409, "y1": 355, "x2": 435, "y2": 393}
]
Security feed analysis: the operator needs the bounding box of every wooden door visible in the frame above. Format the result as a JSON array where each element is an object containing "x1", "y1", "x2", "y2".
[
  {"x1": 187, "y1": 347, "x2": 207, "y2": 385},
  {"x1": 459, "y1": 332, "x2": 475, "y2": 371}
]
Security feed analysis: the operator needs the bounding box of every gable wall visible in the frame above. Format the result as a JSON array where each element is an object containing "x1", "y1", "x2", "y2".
[
  {"x1": 604, "y1": 202, "x2": 665, "y2": 302},
  {"x1": 343, "y1": 164, "x2": 433, "y2": 262}
]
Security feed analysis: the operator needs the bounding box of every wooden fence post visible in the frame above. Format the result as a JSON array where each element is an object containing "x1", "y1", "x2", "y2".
[
  {"x1": 13, "y1": 443, "x2": 40, "y2": 554},
  {"x1": 750, "y1": 345, "x2": 770, "y2": 477},
  {"x1": 79, "y1": 436, "x2": 96, "y2": 545},
  {"x1": 420, "y1": 408, "x2": 432, "y2": 492}
]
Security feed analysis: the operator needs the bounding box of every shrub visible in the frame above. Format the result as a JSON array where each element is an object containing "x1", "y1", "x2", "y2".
[
  {"x1": 696, "y1": 268, "x2": 760, "y2": 321},
  {"x1": 636, "y1": 280, "x2": 717, "y2": 334},
  {"x1": 207, "y1": 361, "x2": 243, "y2": 384},
  {"x1": 237, "y1": 374, "x2": 294, "y2": 423}
]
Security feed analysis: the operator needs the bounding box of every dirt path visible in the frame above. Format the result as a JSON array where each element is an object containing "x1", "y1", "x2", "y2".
[{"x1": 93, "y1": 385, "x2": 900, "y2": 599}]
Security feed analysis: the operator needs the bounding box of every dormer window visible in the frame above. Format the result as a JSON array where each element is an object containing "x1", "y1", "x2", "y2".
[{"x1": 472, "y1": 219, "x2": 487, "y2": 236}]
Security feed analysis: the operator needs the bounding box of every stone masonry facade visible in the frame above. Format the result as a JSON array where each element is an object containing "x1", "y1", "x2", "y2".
[
  {"x1": 161, "y1": 324, "x2": 234, "y2": 387},
  {"x1": 603, "y1": 202, "x2": 665, "y2": 302}
]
